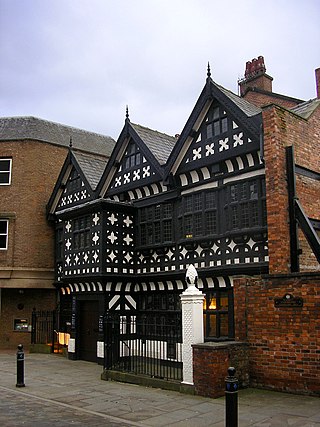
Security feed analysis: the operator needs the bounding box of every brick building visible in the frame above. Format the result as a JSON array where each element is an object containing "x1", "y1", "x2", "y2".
[
  {"x1": 47, "y1": 57, "x2": 319, "y2": 396},
  {"x1": 0, "y1": 117, "x2": 115, "y2": 350}
]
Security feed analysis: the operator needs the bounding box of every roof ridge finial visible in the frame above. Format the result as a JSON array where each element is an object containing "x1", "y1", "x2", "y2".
[
  {"x1": 126, "y1": 105, "x2": 130, "y2": 121},
  {"x1": 207, "y1": 62, "x2": 211, "y2": 78},
  {"x1": 69, "y1": 136, "x2": 73, "y2": 149}
]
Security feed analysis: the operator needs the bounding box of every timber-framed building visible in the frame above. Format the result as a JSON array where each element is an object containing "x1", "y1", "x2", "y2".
[{"x1": 47, "y1": 58, "x2": 320, "y2": 395}]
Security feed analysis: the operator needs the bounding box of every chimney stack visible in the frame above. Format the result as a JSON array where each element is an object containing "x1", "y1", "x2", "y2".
[
  {"x1": 315, "y1": 68, "x2": 320, "y2": 99},
  {"x1": 239, "y1": 56, "x2": 273, "y2": 97}
]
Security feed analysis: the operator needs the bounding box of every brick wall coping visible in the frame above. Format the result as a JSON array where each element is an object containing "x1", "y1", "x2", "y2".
[{"x1": 192, "y1": 341, "x2": 248, "y2": 351}]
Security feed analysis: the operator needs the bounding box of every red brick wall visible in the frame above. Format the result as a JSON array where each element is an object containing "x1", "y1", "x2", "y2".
[
  {"x1": 263, "y1": 105, "x2": 320, "y2": 273},
  {"x1": 193, "y1": 342, "x2": 249, "y2": 398},
  {"x1": 243, "y1": 91, "x2": 300, "y2": 109},
  {"x1": 234, "y1": 274, "x2": 320, "y2": 396}
]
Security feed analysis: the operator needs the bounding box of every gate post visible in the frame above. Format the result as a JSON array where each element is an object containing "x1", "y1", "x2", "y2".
[{"x1": 180, "y1": 265, "x2": 204, "y2": 386}]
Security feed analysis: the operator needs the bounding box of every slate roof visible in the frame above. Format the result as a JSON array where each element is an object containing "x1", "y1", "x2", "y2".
[
  {"x1": 73, "y1": 151, "x2": 107, "y2": 190},
  {"x1": 290, "y1": 98, "x2": 320, "y2": 119},
  {"x1": 212, "y1": 81, "x2": 262, "y2": 117},
  {"x1": 0, "y1": 116, "x2": 115, "y2": 157},
  {"x1": 131, "y1": 123, "x2": 177, "y2": 165}
]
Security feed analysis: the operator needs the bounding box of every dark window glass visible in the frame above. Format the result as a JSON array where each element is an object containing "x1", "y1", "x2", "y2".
[
  {"x1": 207, "y1": 124, "x2": 213, "y2": 139},
  {"x1": 213, "y1": 121, "x2": 220, "y2": 136},
  {"x1": 73, "y1": 216, "x2": 90, "y2": 249},
  {"x1": 0, "y1": 159, "x2": 11, "y2": 185},
  {"x1": 179, "y1": 191, "x2": 218, "y2": 239},
  {"x1": 221, "y1": 117, "x2": 228, "y2": 133},
  {"x1": 0, "y1": 219, "x2": 8, "y2": 249},
  {"x1": 138, "y1": 203, "x2": 173, "y2": 246}
]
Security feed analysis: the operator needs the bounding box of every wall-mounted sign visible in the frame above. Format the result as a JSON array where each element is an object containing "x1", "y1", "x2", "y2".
[
  {"x1": 14, "y1": 319, "x2": 29, "y2": 331},
  {"x1": 274, "y1": 293, "x2": 303, "y2": 308}
]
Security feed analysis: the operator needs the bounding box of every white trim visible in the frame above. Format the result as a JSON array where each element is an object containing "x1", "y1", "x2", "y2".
[
  {"x1": 0, "y1": 158, "x2": 12, "y2": 186},
  {"x1": 223, "y1": 168, "x2": 265, "y2": 184},
  {"x1": 0, "y1": 219, "x2": 9, "y2": 250}
]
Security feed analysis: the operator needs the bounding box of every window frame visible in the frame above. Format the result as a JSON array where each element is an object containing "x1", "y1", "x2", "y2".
[
  {"x1": 0, "y1": 219, "x2": 9, "y2": 250},
  {"x1": 224, "y1": 178, "x2": 266, "y2": 232},
  {"x1": 138, "y1": 202, "x2": 173, "y2": 246},
  {"x1": 73, "y1": 216, "x2": 91, "y2": 250},
  {"x1": 178, "y1": 190, "x2": 218, "y2": 240},
  {"x1": 203, "y1": 288, "x2": 234, "y2": 341},
  {"x1": 0, "y1": 158, "x2": 12, "y2": 185}
]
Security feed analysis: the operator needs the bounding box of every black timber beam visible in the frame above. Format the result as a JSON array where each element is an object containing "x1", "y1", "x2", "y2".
[
  {"x1": 286, "y1": 146, "x2": 300, "y2": 272},
  {"x1": 295, "y1": 199, "x2": 320, "y2": 264}
]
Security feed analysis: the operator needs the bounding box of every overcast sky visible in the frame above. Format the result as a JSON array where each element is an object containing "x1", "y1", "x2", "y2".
[{"x1": 1, "y1": 0, "x2": 319, "y2": 140}]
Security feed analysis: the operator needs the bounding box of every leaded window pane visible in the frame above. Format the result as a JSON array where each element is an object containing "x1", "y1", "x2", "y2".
[
  {"x1": 221, "y1": 117, "x2": 228, "y2": 133},
  {"x1": 206, "y1": 211, "x2": 217, "y2": 234},
  {"x1": 213, "y1": 121, "x2": 220, "y2": 136},
  {"x1": 206, "y1": 192, "x2": 216, "y2": 208},
  {"x1": 241, "y1": 202, "x2": 250, "y2": 228},
  {"x1": 163, "y1": 220, "x2": 172, "y2": 242},
  {"x1": 194, "y1": 213, "x2": 202, "y2": 236}
]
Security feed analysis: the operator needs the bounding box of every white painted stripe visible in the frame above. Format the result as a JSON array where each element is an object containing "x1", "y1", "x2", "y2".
[
  {"x1": 246, "y1": 153, "x2": 254, "y2": 167},
  {"x1": 180, "y1": 174, "x2": 188, "y2": 186},
  {"x1": 225, "y1": 159, "x2": 234, "y2": 173},
  {"x1": 190, "y1": 170, "x2": 199, "y2": 183},
  {"x1": 236, "y1": 156, "x2": 244, "y2": 170},
  {"x1": 223, "y1": 168, "x2": 265, "y2": 184},
  {"x1": 181, "y1": 180, "x2": 218, "y2": 195},
  {"x1": 201, "y1": 167, "x2": 210, "y2": 180}
]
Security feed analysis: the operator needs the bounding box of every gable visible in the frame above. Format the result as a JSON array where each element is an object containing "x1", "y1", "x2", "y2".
[
  {"x1": 55, "y1": 166, "x2": 93, "y2": 212},
  {"x1": 107, "y1": 137, "x2": 160, "y2": 195},
  {"x1": 177, "y1": 100, "x2": 260, "y2": 174},
  {"x1": 47, "y1": 151, "x2": 96, "y2": 216},
  {"x1": 99, "y1": 121, "x2": 169, "y2": 199}
]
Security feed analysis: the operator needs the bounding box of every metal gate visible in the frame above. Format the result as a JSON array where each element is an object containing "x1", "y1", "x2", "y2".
[
  {"x1": 31, "y1": 309, "x2": 57, "y2": 352},
  {"x1": 104, "y1": 312, "x2": 182, "y2": 381}
]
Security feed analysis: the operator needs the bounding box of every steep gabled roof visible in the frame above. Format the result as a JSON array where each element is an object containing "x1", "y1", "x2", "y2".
[
  {"x1": 97, "y1": 119, "x2": 173, "y2": 197},
  {"x1": 0, "y1": 116, "x2": 115, "y2": 157},
  {"x1": 165, "y1": 76, "x2": 262, "y2": 177},
  {"x1": 214, "y1": 81, "x2": 262, "y2": 117},
  {"x1": 73, "y1": 151, "x2": 107, "y2": 191},
  {"x1": 130, "y1": 123, "x2": 176, "y2": 165},
  {"x1": 47, "y1": 149, "x2": 104, "y2": 216}
]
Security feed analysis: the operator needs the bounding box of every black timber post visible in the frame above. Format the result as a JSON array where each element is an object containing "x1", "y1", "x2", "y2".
[{"x1": 286, "y1": 145, "x2": 300, "y2": 272}]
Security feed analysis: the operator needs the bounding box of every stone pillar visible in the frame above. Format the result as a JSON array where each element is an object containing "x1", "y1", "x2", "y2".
[{"x1": 181, "y1": 265, "x2": 204, "y2": 385}]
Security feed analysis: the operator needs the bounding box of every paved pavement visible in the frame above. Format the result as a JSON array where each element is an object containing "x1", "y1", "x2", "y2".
[{"x1": 0, "y1": 350, "x2": 319, "y2": 426}]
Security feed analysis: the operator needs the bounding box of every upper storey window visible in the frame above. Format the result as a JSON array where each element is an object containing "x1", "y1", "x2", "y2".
[
  {"x1": 0, "y1": 219, "x2": 8, "y2": 250},
  {"x1": 206, "y1": 106, "x2": 228, "y2": 139},
  {"x1": 124, "y1": 142, "x2": 142, "y2": 170},
  {"x1": 178, "y1": 191, "x2": 218, "y2": 239},
  {"x1": 138, "y1": 203, "x2": 173, "y2": 246},
  {"x1": 224, "y1": 179, "x2": 266, "y2": 231},
  {"x1": 0, "y1": 158, "x2": 12, "y2": 185},
  {"x1": 73, "y1": 216, "x2": 91, "y2": 249}
]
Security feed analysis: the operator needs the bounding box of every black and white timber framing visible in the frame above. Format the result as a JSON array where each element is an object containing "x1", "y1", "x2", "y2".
[{"x1": 47, "y1": 71, "x2": 269, "y2": 362}]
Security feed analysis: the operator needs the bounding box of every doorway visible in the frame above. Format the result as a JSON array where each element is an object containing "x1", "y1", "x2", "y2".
[{"x1": 79, "y1": 300, "x2": 99, "y2": 362}]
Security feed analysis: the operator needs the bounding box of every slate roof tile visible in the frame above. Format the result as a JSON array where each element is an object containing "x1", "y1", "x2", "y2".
[{"x1": 0, "y1": 116, "x2": 115, "y2": 157}]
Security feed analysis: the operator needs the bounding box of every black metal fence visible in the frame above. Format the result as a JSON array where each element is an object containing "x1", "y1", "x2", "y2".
[
  {"x1": 104, "y1": 313, "x2": 182, "y2": 381},
  {"x1": 31, "y1": 309, "x2": 56, "y2": 352}
]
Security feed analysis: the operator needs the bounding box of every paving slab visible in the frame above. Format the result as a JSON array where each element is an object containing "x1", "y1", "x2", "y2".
[{"x1": 0, "y1": 351, "x2": 319, "y2": 426}]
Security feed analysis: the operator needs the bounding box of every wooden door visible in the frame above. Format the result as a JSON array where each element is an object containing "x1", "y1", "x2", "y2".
[{"x1": 79, "y1": 300, "x2": 99, "y2": 362}]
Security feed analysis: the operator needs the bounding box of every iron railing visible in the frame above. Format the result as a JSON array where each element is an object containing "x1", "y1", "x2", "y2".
[{"x1": 104, "y1": 313, "x2": 182, "y2": 381}]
